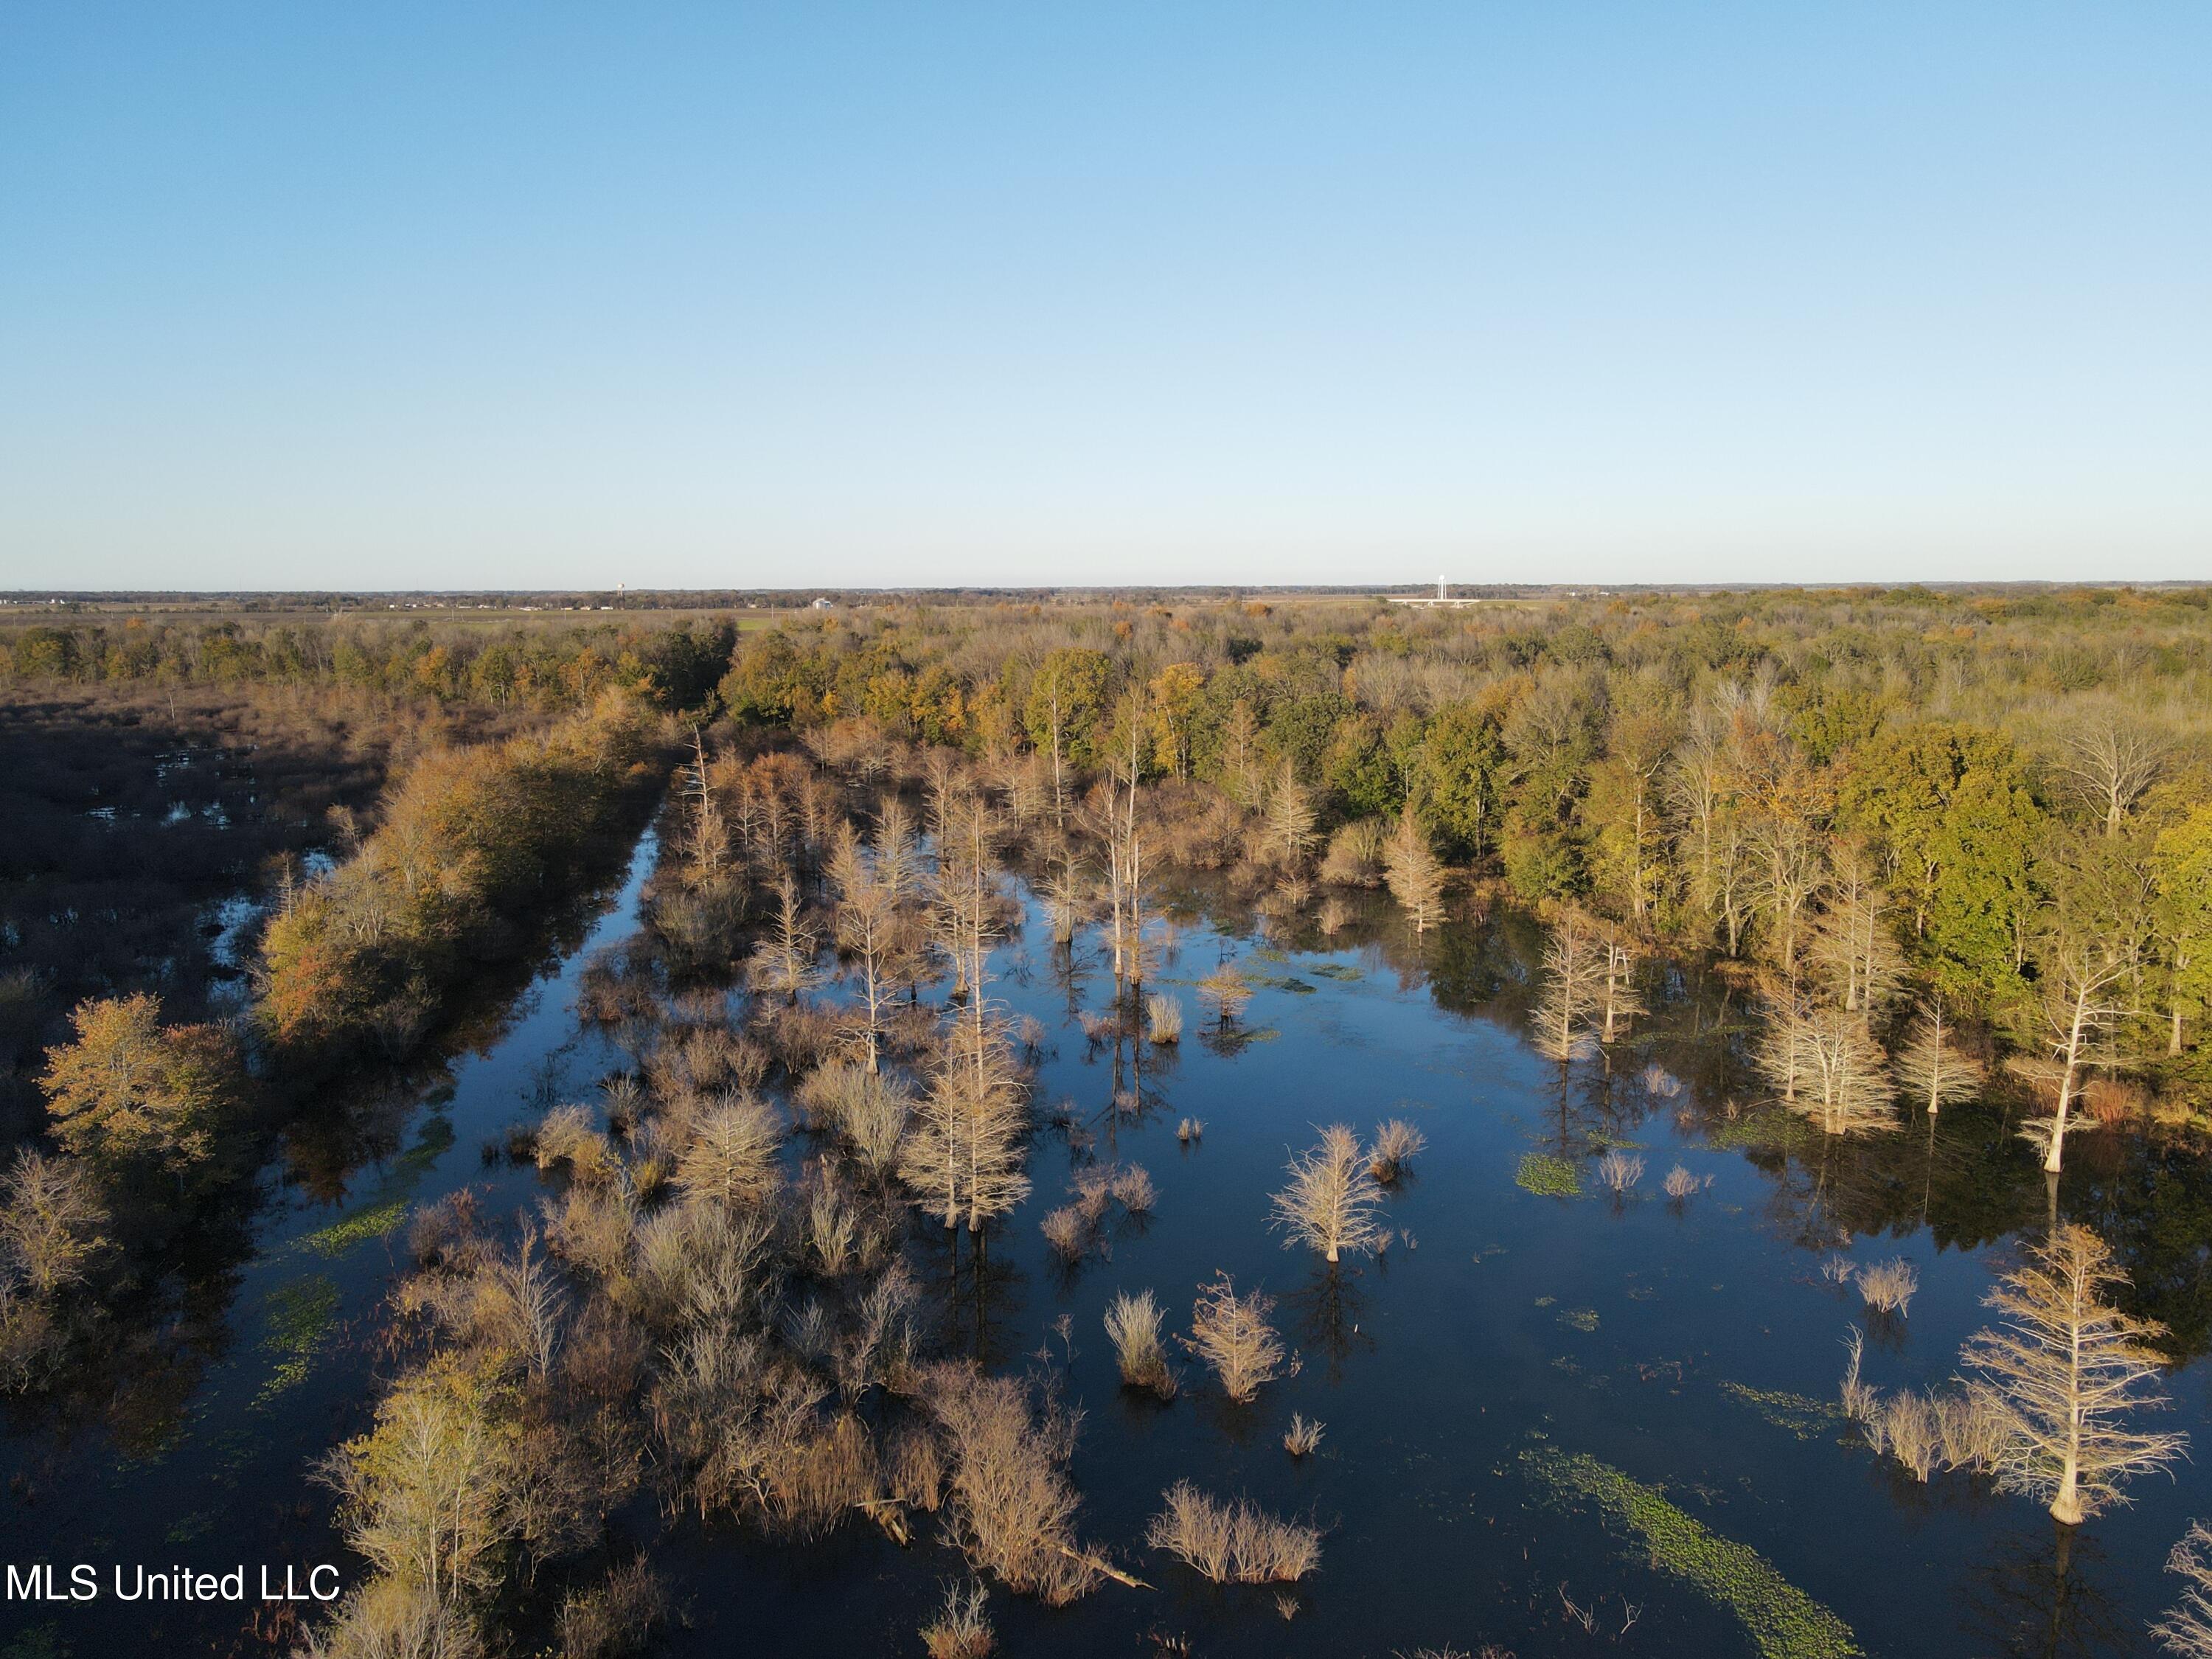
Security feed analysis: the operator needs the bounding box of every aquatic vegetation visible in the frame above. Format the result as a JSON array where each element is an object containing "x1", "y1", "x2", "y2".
[
  {"x1": 1557, "y1": 1307, "x2": 1600, "y2": 1333},
  {"x1": 1720, "y1": 1381, "x2": 1848, "y2": 1441},
  {"x1": 255, "y1": 1274, "x2": 341, "y2": 1406},
  {"x1": 1144, "y1": 993, "x2": 1183, "y2": 1044},
  {"x1": 1514, "y1": 1152, "x2": 1581, "y2": 1199},
  {"x1": 1523, "y1": 1444, "x2": 1862, "y2": 1659},
  {"x1": 295, "y1": 1195, "x2": 413, "y2": 1261},
  {"x1": 1283, "y1": 1413, "x2": 1324, "y2": 1458}
]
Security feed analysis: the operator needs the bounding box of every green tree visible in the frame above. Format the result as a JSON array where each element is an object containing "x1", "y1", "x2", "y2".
[
  {"x1": 1924, "y1": 767, "x2": 2045, "y2": 1009},
  {"x1": 2152, "y1": 804, "x2": 2212, "y2": 1057},
  {"x1": 1419, "y1": 703, "x2": 1507, "y2": 861}
]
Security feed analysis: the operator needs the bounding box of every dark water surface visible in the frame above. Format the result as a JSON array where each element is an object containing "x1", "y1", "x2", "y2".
[{"x1": 7, "y1": 829, "x2": 2208, "y2": 1658}]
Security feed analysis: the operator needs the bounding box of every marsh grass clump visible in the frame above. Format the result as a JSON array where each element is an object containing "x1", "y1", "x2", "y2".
[
  {"x1": 1183, "y1": 1273, "x2": 1290, "y2": 1404},
  {"x1": 1663, "y1": 1165, "x2": 1705, "y2": 1203},
  {"x1": 919, "y1": 1579, "x2": 995, "y2": 1659},
  {"x1": 1040, "y1": 1206, "x2": 1088, "y2": 1261},
  {"x1": 1367, "y1": 1119, "x2": 1426, "y2": 1184},
  {"x1": 1144, "y1": 1481, "x2": 1321, "y2": 1584},
  {"x1": 1109, "y1": 1164, "x2": 1156, "y2": 1214},
  {"x1": 1856, "y1": 1258, "x2": 1919, "y2": 1317},
  {"x1": 1283, "y1": 1413, "x2": 1324, "y2": 1458},
  {"x1": 1104, "y1": 1290, "x2": 1177, "y2": 1399},
  {"x1": 1819, "y1": 1254, "x2": 1857, "y2": 1289},
  {"x1": 1144, "y1": 994, "x2": 1183, "y2": 1045},
  {"x1": 1176, "y1": 1118, "x2": 1203, "y2": 1145},
  {"x1": 1641, "y1": 1063, "x2": 1683, "y2": 1099},
  {"x1": 1596, "y1": 1150, "x2": 1644, "y2": 1196}
]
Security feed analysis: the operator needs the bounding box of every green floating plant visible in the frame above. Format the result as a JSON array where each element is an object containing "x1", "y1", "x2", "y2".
[
  {"x1": 1515, "y1": 1152, "x2": 1581, "y2": 1198},
  {"x1": 1522, "y1": 1445, "x2": 1861, "y2": 1659}
]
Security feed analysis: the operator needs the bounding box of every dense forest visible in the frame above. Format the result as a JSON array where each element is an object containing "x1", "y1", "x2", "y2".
[{"x1": 4, "y1": 587, "x2": 2210, "y2": 1658}]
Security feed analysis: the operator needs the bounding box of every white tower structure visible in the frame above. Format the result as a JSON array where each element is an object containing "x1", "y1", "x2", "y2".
[{"x1": 1437, "y1": 574, "x2": 1447, "y2": 602}]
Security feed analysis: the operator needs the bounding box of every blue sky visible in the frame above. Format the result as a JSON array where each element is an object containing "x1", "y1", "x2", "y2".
[{"x1": 1, "y1": 4, "x2": 2205, "y2": 591}]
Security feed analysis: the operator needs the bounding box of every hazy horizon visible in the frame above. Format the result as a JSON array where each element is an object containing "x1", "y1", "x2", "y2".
[{"x1": 4, "y1": 4, "x2": 2207, "y2": 590}]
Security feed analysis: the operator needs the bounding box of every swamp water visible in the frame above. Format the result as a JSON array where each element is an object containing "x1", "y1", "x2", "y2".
[{"x1": 6, "y1": 824, "x2": 2209, "y2": 1658}]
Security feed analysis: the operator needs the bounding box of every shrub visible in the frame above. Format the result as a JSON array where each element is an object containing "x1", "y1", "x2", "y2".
[
  {"x1": 1176, "y1": 1118, "x2": 1203, "y2": 1144},
  {"x1": 1145, "y1": 994, "x2": 1183, "y2": 1045},
  {"x1": 920, "y1": 1579, "x2": 995, "y2": 1659},
  {"x1": 1662, "y1": 1165, "x2": 1704, "y2": 1202},
  {"x1": 1596, "y1": 1150, "x2": 1644, "y2": 1195},
  {"x1": 1284, "y1": 1413, "x2": 1324, "y2": 1458},
  {"x1": 1319, "y1": 819, "x2": 1388, "y2": 888},
  {"x1": 553, "y1": 1557, "x2": 668, "y2": 1659}
]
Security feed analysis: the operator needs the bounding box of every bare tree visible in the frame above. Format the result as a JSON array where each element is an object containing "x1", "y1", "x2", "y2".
[
  {"x1": 2027, "y1": 945, "x2": 2130, "y2": 1175},
  {"x1": 827, "y1": 823, "x2": 895, "y2": 1073},
  {"x1": 1892, "y1": 999, "x2": 1985, "y2": 1114},
  {"x1": 1264, "y1": 761, "x2": 1317, "y2": 869},
  {"x1": 2154, "y1": 1520, "x2": 2212, "y2": 1658},
  {"x1": 1811, "y1": 852, "x2": 1905, "y2": 1018},
  {"x1": 1382, "y1": 804, "x2": 1447, "y2": 933},
  {"x1": 679, "y1": 725, "x2": 727, "y2": 877},
  {"x1": 746, "y1": 876, "x2": 821, "y2": 1003},
  {"x1": 1595, "y1": 928, "x2": 1644, "y2": 1046},
  {"x1": 1757, "y1": 1003, "x2": 1896, "y2": 1135},
  {"x1": 1962, "y1": 1222, "x2": 2184, "y2": 1526},
  {"x1": 1753, "y1": 810, "x2": 1828, "y2": 987},
  {"x1": 1529, "y1": 914, "x2": 1604, "y2": 1062},
  {"x1": 1182, "y1": 1274, "x2": 1289, "y2": 1403},
  {"x1": 2055, "y1": 714, "x2": 2168, "y2": 840},
  {"x1": 1270, "y1": 1125, "x2": 1385, "y2": 1265}
]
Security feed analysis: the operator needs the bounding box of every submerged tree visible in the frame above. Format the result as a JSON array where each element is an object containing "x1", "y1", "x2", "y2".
[
  {"x1": 1594, "y1": 928, "x2": 1644, "y2": 1046},
  {"x1": 1893, "y1": 998, "x2": 1985, "y2": 1115},
  {"x1": 1529, "y1": 914, "x2": 1603, "y2": 1062},
  {"x1": 1269, "y1": 1124, "x2": 1385, "y2": 1265},
  {"x1": 1382, "y1": 804, "x2": 1447, "y2": 933},
  {"x1": 1962, "y1": 1222, "x2": 2184, "y2": 1527},
  {"x1": 2154, "y1": 1520, "x2": 2212, "y2": 1658},
  {"x1": 1756, "y1": 1002, "x2": 1895, "y2": 1135},
  {"x1": 1264, "y1": 761, "x2": 1318, "y2": 870}
]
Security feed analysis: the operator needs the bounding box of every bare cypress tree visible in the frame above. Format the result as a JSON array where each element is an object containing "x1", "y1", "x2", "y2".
[
  {"x1": 1529, "y1": 914, "x2": 1603, "y2": 1062},
  {"x1": 1264, "y1": 761, "x2": 1317, "y2": 871},
  {"x1": 2026, "y1": 945, "x2": 2129, "y2": 1175},
  {"x1": 826, "y1": 822, "x2": 894, "y2": 1073},
  {"x1": 1269, "y1": 1124, "x2": 1385, "y2": 1265},
  {"x1": 1595, "y1": 928, "x2": 1645, "y2": 1046},
  {"x1": 2154, "y1": 1520, "x2": 2212, "y2": 1658},
  {"x1": 1811, "y1": 851, "x2": 1905, "y2": 1018},
  {"x1": 1962, "y1": 1222, "x2": 2184, "y2": 1527},
  {"x1": 745, "y1": 875, "x2": 821, "y2": 1004},
  {"x1": 1893, "y1": 998, "x2": 1984, "y2": 1115},
  {"x1": 1382, "y1": 804, "x2": 1447, "y2": 933},
  {"x1": 1757, "y1": 1002, "x2": 1895, "y2": 1134}
]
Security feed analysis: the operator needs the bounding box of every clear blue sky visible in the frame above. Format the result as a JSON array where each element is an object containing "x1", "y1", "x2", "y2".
[{"x1": 2, "y1": 4, "x2": 2206, "y2": 591}]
